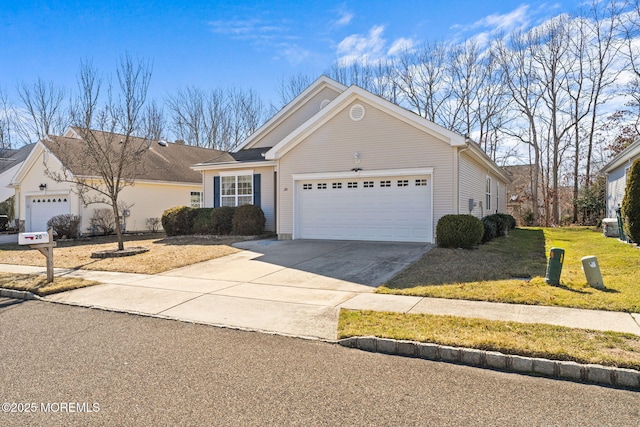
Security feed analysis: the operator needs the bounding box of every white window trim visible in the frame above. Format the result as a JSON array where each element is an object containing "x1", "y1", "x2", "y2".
[
  {"x1": 220, "y1": 174, "x2": 254, "y2": 207},
  {"x1": 219, "y1": 169, "x2": 254, "y2": 177}
]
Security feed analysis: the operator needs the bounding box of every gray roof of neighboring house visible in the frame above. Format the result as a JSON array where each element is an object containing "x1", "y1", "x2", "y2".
[
  {"x1": 43, "y1": 131, "x2": 223, "y2": 183},
  {"x1": 0, "y1": 143, "x2": 36, "y2": 174},
  {"x1": 202, "y1": 147, "x2": 273, "y2": 165}
]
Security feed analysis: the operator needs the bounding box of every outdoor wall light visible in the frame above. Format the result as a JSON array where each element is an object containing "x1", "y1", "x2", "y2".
[
  {"x1": 354, "y1": 152, "x2": 361, "y2": 164},
  {"x1": 39, "y1": 183, "x2": 47, "y2": 191}
]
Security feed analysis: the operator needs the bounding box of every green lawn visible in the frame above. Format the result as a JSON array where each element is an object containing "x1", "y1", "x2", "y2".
[
  {"x1": 378, "y1": 227, "x2": 640, "y2": 312},
  {"x1": 339, "y1": 310, "x2": 640, "y2": 369}
]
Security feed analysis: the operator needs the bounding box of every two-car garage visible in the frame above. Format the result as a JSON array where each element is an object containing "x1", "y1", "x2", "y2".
[{"x1": 294, "y1": 171, "x2": 433, "y2": 243}]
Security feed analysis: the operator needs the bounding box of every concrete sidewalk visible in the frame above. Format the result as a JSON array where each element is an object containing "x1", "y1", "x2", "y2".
[{"x1": 1, "y1": 261, "x2": 639, "y2": 340}]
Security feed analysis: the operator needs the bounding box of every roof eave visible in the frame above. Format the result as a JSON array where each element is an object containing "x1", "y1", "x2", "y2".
[
  {"x1": 265, "y1": 85, "x2": 467, "y2": 160},
  {"x1": 600, "y1": 139, "x2": 640, "y2": 173},
  {"x1": 233, "y1": 76, "x2": 347, "y2": 153},
  {"x1": 191, "y1": 160, "x2": 277, "y2": 171}
]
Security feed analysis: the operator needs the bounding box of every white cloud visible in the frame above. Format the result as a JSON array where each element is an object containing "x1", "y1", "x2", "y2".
[
  {"x1": 387, "y1": 37, "x2": 415, "y2": 56},
  {"x1": 450, "y1": 4, "x2": 533, "y2": 46},
  {"x1": 337, "y1": 25, "x2": 416, "y2": 65},
  {"x1": 337, "y1": 25, "x2": 386, "y2": 65},
  {"x1": 335, "y1": 10, "x2": 353, "y2": 27},
  {"x1": 275, "y1": 43, "x2": 311, "y2": 65},
  {"x1": 472, "y1": 4, "x2": 530, "y2": 32},
  {"x1": 209, "y1": 18, "x2": 286, "y2": 39},
  {"x1": 209, "y1": 17, "x2": 307, "y2": 64}
]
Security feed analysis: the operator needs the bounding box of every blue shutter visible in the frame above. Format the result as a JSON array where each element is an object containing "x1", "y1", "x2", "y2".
[
  {"x1": 253, "y1": 174, "x2": 261, "y2": 207},
  {"x1": 213, "y1": 176, "x2": 220, "y2": 208}
]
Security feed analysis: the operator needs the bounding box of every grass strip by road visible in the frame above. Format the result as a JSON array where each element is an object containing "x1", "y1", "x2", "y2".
[
  {"x1": 338, "y1": 310, "x2": 640, "y2": 370},
  {"x1": 379, "y1": 227, "x2": 640, "y2": 313},
  {"x1": 0, "y1": 234, "x2": 241, "y2": 274},
  {"x1": 0, "y1": 272, "x2": 98, "y2": 296}
]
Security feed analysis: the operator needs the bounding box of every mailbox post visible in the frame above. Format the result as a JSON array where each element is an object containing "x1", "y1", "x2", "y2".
[{"x1": 18, "y1": 228, "x2": 56, "y2": 283}]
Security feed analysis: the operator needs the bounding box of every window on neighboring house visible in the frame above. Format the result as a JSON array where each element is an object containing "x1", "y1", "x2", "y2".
[
  {"x1": 486, "y1": 176, "x2": 492, "y2": 211},
  {"x1": 221, "y1": 175, "x2": 253, "y2": 207},
  {"x1": 190, "y1": 191, "x2": 203, "y2": 208}
]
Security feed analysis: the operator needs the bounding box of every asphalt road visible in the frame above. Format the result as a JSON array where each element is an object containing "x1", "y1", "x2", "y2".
[{"x1": 0, "y1": 298, "x2": 638, "y2": 426}]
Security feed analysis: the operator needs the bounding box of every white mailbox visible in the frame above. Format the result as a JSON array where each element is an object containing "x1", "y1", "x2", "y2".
[{"x1": 19, "y1": 231, "x2": 51, "y2": 245}]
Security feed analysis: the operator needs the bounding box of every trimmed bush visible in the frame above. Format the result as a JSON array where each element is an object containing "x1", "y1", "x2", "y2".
[
  {"x1": 483, "y1": 213, "x2": 515, "y2": 237},
  {"x1": 90, "y1": 208, "x2": 115, "y2": 236},
  {"x1": 622, "y1": 158, "x2": 640, "y2": 243},
  {"x1": 499, "y1": 213, "x2": 517, "y2": 230},
  {"x1": 47, "y1": 214, "x2": 81, "y2": 239},
  {"x1": 193, "y1": 208, "x2": 214, "y2": 234},
  {"x1": 210, "y1": 206, "x2": 235, "y2": 235},
  {"x1": 233, "y1": 204, "x2": 266, "y2": 235},
  {"x1": 161, "y1": 206, "x2": 196, "y2": 236},
  {"x1": 481, "y1": 217, "x2": 497, "y2": 243},
  {"x1": 436, "y1": 214, "x2": 484, "y2": 248}
]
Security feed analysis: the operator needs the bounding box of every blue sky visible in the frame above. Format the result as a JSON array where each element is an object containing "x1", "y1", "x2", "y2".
[{"x1": 1, "y1": 0, "x2": 581, "y2": 105}]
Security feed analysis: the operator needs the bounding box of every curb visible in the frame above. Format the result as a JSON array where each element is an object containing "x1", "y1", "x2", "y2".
[
  {"x1": 0, "y1": 288, "x2": 39, "y2": 300},
  {"x1": 338, "y1": 336, "x2": 640, "y2": 390}
]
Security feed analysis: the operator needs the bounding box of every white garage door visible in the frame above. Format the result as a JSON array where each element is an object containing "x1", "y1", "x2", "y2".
[
  {"x1": 296, "y1": 175, "x2": 432, "y2": 242},
  {"x1": 27, "y1": 196, "x2": 70, "y2": 232}
]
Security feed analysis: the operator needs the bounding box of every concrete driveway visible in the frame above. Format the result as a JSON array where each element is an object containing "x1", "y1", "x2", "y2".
[{"x1": 45, "y1": 239, "x2": 433, "y2": 340}]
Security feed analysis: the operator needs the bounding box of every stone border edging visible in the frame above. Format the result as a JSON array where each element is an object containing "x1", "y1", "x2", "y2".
[
  {"x1": 338, "y1": 336, "x2": 640, "y2": 390},
  {"x1": 0, "y1": 288, "x2": 38, "y2": 300}
]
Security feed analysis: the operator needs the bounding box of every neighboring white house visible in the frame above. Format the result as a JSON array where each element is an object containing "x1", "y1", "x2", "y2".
[
  {"x1": 0, "y1": 144, "x2": 35, "y2": 204},
  {"x1": 600, "y1": 139, "x2": 640, "y2": 218},
  {"x1": 10, "y1": 128, "x2": 222, "y2": 233},
  {"x1": 193, "y1": 76, "x2": 510, "y2": 243}
]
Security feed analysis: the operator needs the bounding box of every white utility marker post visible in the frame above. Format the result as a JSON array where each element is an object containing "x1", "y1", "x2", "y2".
[{"x1": 18, "y1": 228, "x2": 56, "y2": 283}]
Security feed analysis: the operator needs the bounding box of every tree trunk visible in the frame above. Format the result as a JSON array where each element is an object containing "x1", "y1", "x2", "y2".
[{"x1": 112, "y1": 204, "x2": 124, "y2": 251}]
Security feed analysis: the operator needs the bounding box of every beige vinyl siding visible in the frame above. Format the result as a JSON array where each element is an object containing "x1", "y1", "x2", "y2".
[
  {"x1": 277, "y1": 100, "x2": 454, "y2": 240},
  {"x1": 16, "y1": 145, "x2": 203, "y2": 233},
  {"x1": 201, "y1": 166, "x2": 276, "y2": 232},
  {"x1": 459, "y1": 151, "x2": 508, "y2": 218},
  {"x1": 250, "y1": 87, "x2": 342, "y2": 149},
  {"x1": 114, "y1": 181, "x2": 202, "y2": 232}
]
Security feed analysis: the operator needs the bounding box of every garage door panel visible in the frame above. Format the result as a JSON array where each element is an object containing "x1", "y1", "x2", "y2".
[
  {"x1": 296, "y1": 175, "x2": 432, "y2": 243},
  {"x1": 27, "y1": 196, "x2": 70, "y2": 232}
]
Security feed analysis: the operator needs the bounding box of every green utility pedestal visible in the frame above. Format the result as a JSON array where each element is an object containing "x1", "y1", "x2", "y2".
[
  {"x1": 545, "y1": 247, "x2": 565, "y2": 286},
  {"x1": 581, "y1": 256, "x2": 604, "y2": 289}
]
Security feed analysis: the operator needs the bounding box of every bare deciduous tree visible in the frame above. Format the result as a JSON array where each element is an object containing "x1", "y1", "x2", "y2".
[
  {"x1": 0, "y1": 88, "x2": 17, "y2": 150},
  {"x1": 166, "y1": 86, "x2": 265, "y2": 150},
  {"x1": 16, "y1": 78, "x2": 69, "y2": 143},
  {"x1": 46, "y1": 55, "x2": 153, "y2": 251}
]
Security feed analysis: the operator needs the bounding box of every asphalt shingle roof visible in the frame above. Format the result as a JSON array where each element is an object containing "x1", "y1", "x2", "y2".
[
  {"x1": 43, "y1": 130, "x2": 223, "y2": 184},
  {"x1": 0, "y1": 144, "x2": 36, "y2": 173}
]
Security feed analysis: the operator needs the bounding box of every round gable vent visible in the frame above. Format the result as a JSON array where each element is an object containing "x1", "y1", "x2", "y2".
[
  {"x1": 320, "y1": 99, "x2": 331, "y2": 109},
  {"x1": 349, "y1": 104, "x2": 365, "y2": 121}
]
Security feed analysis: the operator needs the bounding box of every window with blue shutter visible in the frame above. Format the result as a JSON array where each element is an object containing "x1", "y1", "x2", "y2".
[{"x1": 215, "y1": 173, "x2": 260, "y2": 207}]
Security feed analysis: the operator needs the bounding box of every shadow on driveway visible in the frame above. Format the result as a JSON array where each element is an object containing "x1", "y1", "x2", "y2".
[{"x1": 231, "y1": 239, "x2": 434, "y2": 287}]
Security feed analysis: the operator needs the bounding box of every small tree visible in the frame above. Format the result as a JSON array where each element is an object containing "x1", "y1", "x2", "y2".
[
  {"x1": 45, "y1": 55, "x2": 153, "y2": 251},
  {"x1": 621, "y1": 158, "x2": 640, "y2": 243}
]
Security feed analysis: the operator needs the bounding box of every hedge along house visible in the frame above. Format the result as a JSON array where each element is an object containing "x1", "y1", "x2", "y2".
[
  {"x1": 601, "y1": 139, "x2": 640, "y2": 218},
  {"x1": 193, "y1": 76, "x2": 510, "y2": 243},
  {"x1": 10, "y1": 127, "x2": 222, "y2": 233}
]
